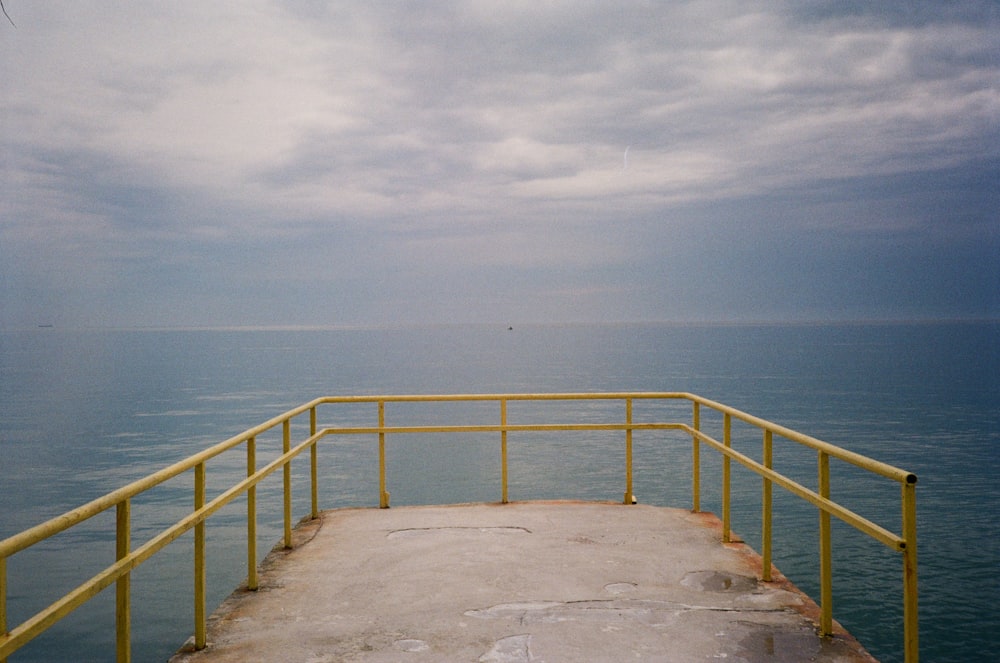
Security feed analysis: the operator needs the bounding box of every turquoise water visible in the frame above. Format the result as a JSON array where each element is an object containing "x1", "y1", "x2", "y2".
[{"x1": 0, "y1": 322, "x2": 996, "y2": 662}]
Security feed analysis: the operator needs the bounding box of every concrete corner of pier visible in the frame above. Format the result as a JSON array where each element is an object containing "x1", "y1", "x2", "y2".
[{"x1": 169, "y1": 501, "x2": 877, "y2": 662}]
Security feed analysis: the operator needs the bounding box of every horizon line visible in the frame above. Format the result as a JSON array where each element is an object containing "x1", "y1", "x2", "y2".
[{"x1": 4, "y1": 316, "x2": 998, "y2": 333}]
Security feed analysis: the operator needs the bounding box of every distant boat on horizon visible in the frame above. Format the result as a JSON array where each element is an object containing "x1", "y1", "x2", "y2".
[{"x1": 38, "y1": 324, "x2": 54, "y2": 328}]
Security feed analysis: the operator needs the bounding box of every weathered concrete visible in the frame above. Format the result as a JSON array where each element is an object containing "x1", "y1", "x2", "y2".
[{"x1": 170, "y1": 501, "x2": 876, "y2": 662}]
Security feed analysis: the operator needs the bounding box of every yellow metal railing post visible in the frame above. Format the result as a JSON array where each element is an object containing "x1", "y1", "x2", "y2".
[
  {"x1": 692, "y1": 400, "x2": 701, "y2": 513},
  {"x1": 378, "y1": 401, "x2": 389, "y2": 508},
  {"x1": 0, "y1": 567, "x2": 6, "y2": 663},
  {"x1": 818, "y1": 450, "x2": 833, "y2": 636},
  {"x1": 500, "y1": 399, "x2": 509, "y2": 504},
  {"x1": 310, "y1": 407, "x2": 318, "y2": 519},
  {"x1": 283, "y1": 420, "x2": 292, "y2": 548},
  {"x1": 624, "y1": 398, "x2": 634, "y2": 504},
  {"x1": 902, "y1": 476, "x2": 919, "y2": 663},
  {"x1": 762, "y1": 429, "x2": 773, "y2": 582},
  {"x1": 722, "y1": 413, "x2": 731, "y2": 542},
  {"x1": 115, "y1": 499, "x2": 131, "y2": 663},
  {"x1": 194, "y1": 462, "x2": 207, "y2": 650},
  {"x1": 246, "y1": 436, "x2": 258, "y2": 591},
  {"x1": 0, "y1": 556, "x2": 5, "y2": 663}
]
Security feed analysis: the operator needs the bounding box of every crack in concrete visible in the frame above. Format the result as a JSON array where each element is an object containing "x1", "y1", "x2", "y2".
[
  {"x1": 387, "y1": 526, "x2": 532, "y2": 539},
  {"x1": 465, "y1": 598, "x2": 789, "y2": 627}
]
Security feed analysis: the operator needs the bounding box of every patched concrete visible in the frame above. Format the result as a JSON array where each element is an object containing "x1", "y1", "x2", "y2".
[{"x1": 169, "y1": 501, "x2": 877, "y2": 662}]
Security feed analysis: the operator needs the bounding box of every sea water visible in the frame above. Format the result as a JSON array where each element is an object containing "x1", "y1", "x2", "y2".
[{"x1": 0, "y1": 322, "x2": 996, "y2": 662}]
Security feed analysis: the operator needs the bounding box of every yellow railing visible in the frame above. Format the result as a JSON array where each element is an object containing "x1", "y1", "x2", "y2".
[{"x1": 0, "y1": 393, "x2": 918, "y2": 663}]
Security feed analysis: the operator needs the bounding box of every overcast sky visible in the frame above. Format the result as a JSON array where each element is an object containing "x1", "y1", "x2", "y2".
[{"x1": 1, "y1": 1, "x2": 997, "y2": 328}]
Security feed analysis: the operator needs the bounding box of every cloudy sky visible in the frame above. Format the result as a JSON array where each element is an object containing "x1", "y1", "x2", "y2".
[{"x1": 1, "y1": 1, "x2": 997, "y2": 328}]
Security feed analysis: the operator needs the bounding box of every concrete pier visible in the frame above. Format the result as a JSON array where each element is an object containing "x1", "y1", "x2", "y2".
[{"x1": 169, "y1": 501, "x2": 876, "y2": 662}]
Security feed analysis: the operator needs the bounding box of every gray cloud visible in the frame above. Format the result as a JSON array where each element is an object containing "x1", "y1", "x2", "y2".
[{"x1": 1, "y1": 1, "x2": 997, "y2": 327}]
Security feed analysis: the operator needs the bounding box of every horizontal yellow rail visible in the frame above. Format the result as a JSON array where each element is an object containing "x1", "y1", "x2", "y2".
[
  {"x1": 322, "y1": 422, "x2": 689, "y2": 434},
  {"x1": 685, "y1": 393, "x2": 915, "y2": 484},
  {"x1": 683, "y1": 425, "x2": 906, "y2": 551},
  {"x1": 0, "y1": 393, "x2": 918, "y2": 663},
  {"x1": 0, "y1": 399, "x2": 320, "y2": 559}
]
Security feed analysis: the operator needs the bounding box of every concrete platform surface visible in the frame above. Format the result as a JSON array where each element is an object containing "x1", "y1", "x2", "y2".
[{"x1": 170, "y1": 501, "x2": 876, "y2": 662}]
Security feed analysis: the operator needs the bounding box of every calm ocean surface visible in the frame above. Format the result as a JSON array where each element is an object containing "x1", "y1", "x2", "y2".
[{"x1": 0, "y1": 322, "x2": 997, "y2": 662}]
